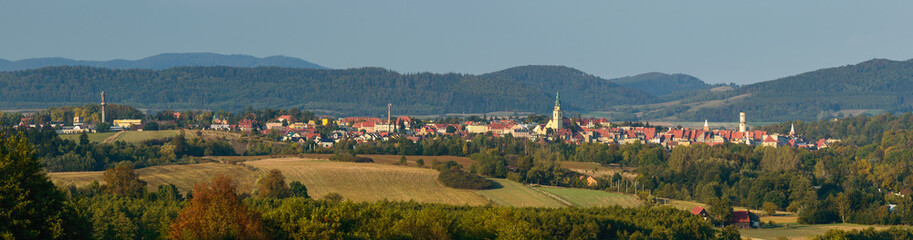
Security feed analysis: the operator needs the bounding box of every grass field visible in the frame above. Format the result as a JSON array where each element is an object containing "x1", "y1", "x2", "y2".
[
  {"x1": 475, "y1": 178, "x2": 567, "y2": 208},
  {"x1": 114, "y1": 130, "x2": 189, "y2": 144},
  {"x1": 49, "y1": 162, "x2": 261, "y2": 193},
  {"x1": 243, "y1": 158, "x2": 489, "y2": 205},
  {"x1": 559, "y1": 161, "x2": 638, "y2": 179},
  {"x1": 59, "y1": 132, "x2": 116, "y2": 143},
  {"x1": 533, "y1": 186, "x2": 641, "y2": 208},
  {"x1": 739, "y1": 223, "x2": 910, "y2": 240}
]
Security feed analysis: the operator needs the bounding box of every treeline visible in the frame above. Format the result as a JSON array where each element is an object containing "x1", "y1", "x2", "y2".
[
  {"x1": 0, "y1": 65, "x2": 658, "y2": 116},
  {"x1": 1, "y1": 126, "x2": 236, "y2": 172}
]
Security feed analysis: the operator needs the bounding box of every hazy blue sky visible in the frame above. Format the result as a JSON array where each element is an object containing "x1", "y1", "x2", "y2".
[{"x1": 2, "y1": 1, "x2": 912, "y2": 84}]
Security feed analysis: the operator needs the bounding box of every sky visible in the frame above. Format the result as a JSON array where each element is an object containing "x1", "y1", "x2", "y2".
[{"x1": 2, "y1": 1, "x2": 913, "y2": 84}]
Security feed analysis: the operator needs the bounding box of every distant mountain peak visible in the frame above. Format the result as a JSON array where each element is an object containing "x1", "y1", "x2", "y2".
[{"x1": 0, "y1": 52, "x2": 328, "y2": 71}]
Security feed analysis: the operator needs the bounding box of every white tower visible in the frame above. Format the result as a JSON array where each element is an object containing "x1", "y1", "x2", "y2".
[
  {"x1": 789, "y1": 124, "x2": 796, "y2": 136},
  {"x1": 739, "y1": 112, "x2": 747, "y2": 132},
  {"x1": 703, "y1": 119, "x2": 709, "y2": 131},
  {"x1": 100, "y1": 91, "x2": 107, "y2": 123}
]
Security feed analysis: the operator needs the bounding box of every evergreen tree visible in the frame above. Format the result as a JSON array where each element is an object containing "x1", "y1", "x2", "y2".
[{"x1": 0, "y1": 133, "x2": 89, "y2": 239}]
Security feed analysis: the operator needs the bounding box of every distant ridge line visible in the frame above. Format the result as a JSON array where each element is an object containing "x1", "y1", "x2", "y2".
[{"x1": 0, "y1": 52, "x2": 328, "y2": 71}]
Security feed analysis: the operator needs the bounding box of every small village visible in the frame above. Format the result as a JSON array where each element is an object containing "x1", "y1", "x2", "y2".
[{"x1": 24, "y1": 92, "x2": 838, "y2": 151}]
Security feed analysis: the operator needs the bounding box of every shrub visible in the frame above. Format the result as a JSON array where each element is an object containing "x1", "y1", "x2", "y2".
[
  {"x1": 329, "y1": 153, "x2": 373, "y2": 163},
  {"x1": 438, "y1": 169, "x2": 493, "y2": 190}
]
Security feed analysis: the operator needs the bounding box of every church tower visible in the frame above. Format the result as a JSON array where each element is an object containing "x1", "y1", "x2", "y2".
[
  {"x1": 739, "y1": 112, "x2": 747, "y2": 132},
  {"x1": 545, "y1": 92, "x2": 564, "y2": 130}
]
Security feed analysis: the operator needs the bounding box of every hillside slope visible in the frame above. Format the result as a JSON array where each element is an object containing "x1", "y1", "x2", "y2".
[
  {"x1": 677, "y1": 58, "x2": 913, "y2": 122},
  {"x1": 0, "y1": 53, "x2": 327, "y2": 71},
  {"x1": 0, "y1": 65, "x2": 659, "y2": 116},
  {"x1": 482, "y1": 65, "x2": 657, "y2": 111},
  {"x1": 609, "y1": 72, "x2": 709, "y2": 97}
]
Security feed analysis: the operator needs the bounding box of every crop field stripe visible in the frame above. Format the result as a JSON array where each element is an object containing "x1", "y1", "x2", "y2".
[{"x1": 475, "y1": 178, "x2": 566, "y2": 208}]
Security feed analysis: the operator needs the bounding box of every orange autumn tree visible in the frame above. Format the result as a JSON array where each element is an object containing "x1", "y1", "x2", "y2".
[{"x1": 168, "y1": 175, "x2": 267, "y2": 240}]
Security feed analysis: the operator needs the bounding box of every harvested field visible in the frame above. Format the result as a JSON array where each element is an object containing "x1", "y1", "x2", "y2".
[
  {"x1": 243, "y1": 158, "x2": 489, "y2": 205},
  {"x1": 49, "y1": 162, "x2": 260, "y2": 193}
]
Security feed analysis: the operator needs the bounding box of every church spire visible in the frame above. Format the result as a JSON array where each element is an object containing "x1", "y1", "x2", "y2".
[
  {"x1": 789, "y1": 124, "x2": 796, "y2": 135},
  {"x1": 555, "y1": 91, "x2": 560, "y2": 106}
]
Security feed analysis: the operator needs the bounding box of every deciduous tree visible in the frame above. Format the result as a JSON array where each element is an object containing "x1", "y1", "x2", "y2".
[{"x1": 169, "y1": 175, "x2": 267, "y2": 240}]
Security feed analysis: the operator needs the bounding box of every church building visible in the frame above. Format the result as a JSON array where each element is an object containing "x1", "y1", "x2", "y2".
[{"x1": 545, "y1": 92, "x2": 564, "y2": 130}]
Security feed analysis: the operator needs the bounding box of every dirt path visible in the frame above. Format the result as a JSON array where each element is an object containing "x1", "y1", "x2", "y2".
[{"x1": 102, "y1": 131, "x2": 124, "y2": 144}]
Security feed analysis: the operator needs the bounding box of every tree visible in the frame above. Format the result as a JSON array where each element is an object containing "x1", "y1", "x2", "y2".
[
  {"x1": 96, "y1": 122, "x2": 110, "y2": 132},
  {"x1": 323, "y1": 192, "x2": 343, "y2": 202},
  {"x1": 416, "y1": 158, "x2": 425, "y2": 167},
  {"x1": 154, "y1": 184, "x2": 183, "y2": 201},
  {"x1": 399, "y1": 155, "x2": 407, "y2": 165},
  {"x1": 709, "y1": 197, "x2": 733, "y2": 224},
  {"x1": 256, "y1": 169, "x2": 290, "y2": 198},
  {"x1": 169, "y1": 175, "x2": 267, "y2": 240},
  {"x1": 79, "y1": 131, "x2": 89, "y2": 145},
  {"x1": 103, "y1": 164, "x2": 147, "y2": 198},
  {"x1": 0, "y1": 132, "x2": 89, "y2": 239},
  {"x1": 445, "y1": 125, "x2": 457, "y2": 133},
  {"x1": 289, "y1": 181, "x2": 310, "y2": 198},
  {"x1": 143, "y1": 121, "x2": 159, "y2": 131},
  {"x1": 762, "y1": 202, "x2": 778, "y2": 216}
]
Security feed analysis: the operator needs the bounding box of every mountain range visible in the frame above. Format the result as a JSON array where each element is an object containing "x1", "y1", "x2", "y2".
[
  {"x1": 2, "y1": 53, "x2": 912, "y2": 122},
  {"x1": 0, "y1": 53, "x2": 327, "y2": 71}
]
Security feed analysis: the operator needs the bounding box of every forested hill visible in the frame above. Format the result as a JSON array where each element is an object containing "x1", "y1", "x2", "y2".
[
  {"x1": 609, "y1": 72, "x2": 709, "y2": 96},
  {"x1": 679, "y1": 58, "x2": 913, "y2": 122},
  {"x1": 481, "y1": 65, "x2": 657, "y2": 111},
  {"x1": 0, "y1": 53, "x2": 327, "y2": 71},
  {"x1": 0, "y1": 65, "x2": 659, "y2": 116}
]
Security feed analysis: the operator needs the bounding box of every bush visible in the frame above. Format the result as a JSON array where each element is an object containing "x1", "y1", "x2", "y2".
[
  {"x1": 438, "y1": 169, "x2": 493, "y2": 190},
  {"x1": 329, "y1": 153, "x2": 373, "y2": 163}
]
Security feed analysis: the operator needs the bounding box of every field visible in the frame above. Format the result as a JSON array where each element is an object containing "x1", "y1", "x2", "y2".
[
  {"x1": 59, "y1": 132, "x2": 116, "y2": 143},
  {"x1": 475, "y1": 178, "x2": 567, "y2": 208},
  {"x1": 739, "y1": 224, "x2": 910, "y2": 240},
  {"x1": 533, "y1": 186, "x2": 642, "y2": 208},
  {"x1": 559, "y1": 161, "x2": 638, "y2": 179},
  {"x1": 58, "y1": 129, "x2": 192, "y2": 144},
  {"x1": 243, "y1": 158, "x2": 490, "y2": 205},
  {"x1": 114, "y1": 130, "x2": 189, "y2": 144},
  {"x1": 50, "y1": 162, "x2": 260, "y2": 193}
]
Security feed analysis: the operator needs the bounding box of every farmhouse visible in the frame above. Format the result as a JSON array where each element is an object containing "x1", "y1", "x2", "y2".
[{"x1": 729, "y1": 210, "x2": 760, "y2": 228}]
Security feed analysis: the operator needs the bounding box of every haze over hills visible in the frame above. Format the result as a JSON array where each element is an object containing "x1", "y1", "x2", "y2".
[{"x1": 0, "y1": 53, "x2": 327, "y2": 71}]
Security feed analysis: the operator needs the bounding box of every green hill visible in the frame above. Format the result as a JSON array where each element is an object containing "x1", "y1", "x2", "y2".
[
  {"x1": 676, "y1": 58, "x2": 913, "y2": 122},
  {"x1": 0, "y1": 65, "x2": 658, "y2": 116},
  {"x1": 609, "y1": 72, "x2": 710, "y2": 97},
  {"x1": 481, "y1": 65, "x2": 657, "y2": 112}
]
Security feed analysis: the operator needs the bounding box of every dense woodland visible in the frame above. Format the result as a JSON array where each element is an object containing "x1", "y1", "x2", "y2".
[
  {"x1": 0, "y1": 65, "x2": 655, "y2": 116},
  {"x1": 6, "y1": 58, "x2": 913, "y2": 121},
  {"x1": 682, "y1": 58, "x2": 913, "y2": 122}
]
